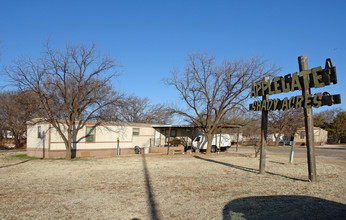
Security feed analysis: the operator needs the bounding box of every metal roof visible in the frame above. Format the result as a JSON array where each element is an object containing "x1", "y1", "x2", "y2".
[
  {"x1": 152, "y1": 124, "x2": 241, "y2": 128},
  {"x1": 152, "y1": 125, "x2": 193, "y2": 128}
]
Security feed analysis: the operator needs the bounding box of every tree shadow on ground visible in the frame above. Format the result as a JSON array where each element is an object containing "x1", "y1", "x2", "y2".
[
  {"x1": 223, "y1": 195, "x2": 346, "y2": 220},
  {"x1": 317, "y1": 147, "x2": 346, "y2": 150},
  {"x1": 0, "y1": 159, "x2": 30, "y2": 168},
  {"x1": 268, "y1": 160, "x2": 285, "y2": 165},
  {"x1": 193, "y1": 156, "x2": 307, "y2": 182}
]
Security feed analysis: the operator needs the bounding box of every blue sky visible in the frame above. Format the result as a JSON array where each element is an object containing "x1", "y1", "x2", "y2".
[{"x1": 1, "y1": 0, "x2": 345, "y2": 112}]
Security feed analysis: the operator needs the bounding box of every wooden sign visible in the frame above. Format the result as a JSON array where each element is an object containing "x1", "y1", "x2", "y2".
[
  {"x1": 249, "y1": 57, "x2": 341, "y2": 182},
  {"x1": 250, "y1": 93, "x2": 341, "y2": 111},
  {"x1": 249, "y1": 59, "x2": 341, "y2": 111}
]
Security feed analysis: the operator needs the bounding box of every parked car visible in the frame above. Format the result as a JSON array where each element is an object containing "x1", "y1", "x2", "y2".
[{"x1": 279, "y1": 139, "x2": 290, "y2": 146}]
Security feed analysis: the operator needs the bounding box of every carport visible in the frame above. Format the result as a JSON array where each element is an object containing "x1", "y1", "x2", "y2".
[
  {"x1": 152, "y1": 124, "x2": 241, "y2": 154},
  {"x1": 152, "y1": 125, "x2": 194, "y2": 154}
]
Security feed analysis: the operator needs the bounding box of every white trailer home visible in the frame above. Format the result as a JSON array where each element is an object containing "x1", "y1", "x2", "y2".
[
  {"x1": 26, "y1": 120, "x2": 157, "y2": 158},
  {"x1": 27, "y1": 120, "x2": 242, "y2": 158}
]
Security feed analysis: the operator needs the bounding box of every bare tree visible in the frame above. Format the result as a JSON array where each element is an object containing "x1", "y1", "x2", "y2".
[
  {"x1": 268, "y1": 109, "x2": 304, "y2": 146},
  {"x1": 5, "y1": 42, "x2": 121, "y2": 159},
  {"x1": 165, "y1": 52, "x2": 279, "y2": 154},
  {"x1": 102, "y1": 95, "x2": 173, "y2": 124},
  {"x1": 0, "y1": 90, "x2": 40, "y2": 148}
]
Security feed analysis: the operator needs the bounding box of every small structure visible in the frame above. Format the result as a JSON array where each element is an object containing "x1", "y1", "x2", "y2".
[
  {"x1": 0, "y1": 130, "x2": 21, "y2": 148},
  {"x1": 294, "y1": 127, "x2": 328, "y2": 146}
]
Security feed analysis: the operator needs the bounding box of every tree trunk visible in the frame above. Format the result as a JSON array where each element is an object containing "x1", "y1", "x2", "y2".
[
  {"x1": 273, "y1": 132, "x2": 281, "y2": 146},
  {"x1": 65, "y1": 137, "x2": 72, "y2": 160},
  {"x1": 66, "y1": 144, "x2": 72, "y2": 160},
  {"x1": 275, "y1": 137, "x2": 280, "y2": 146},
  {"x1": 13, "y1": 131, "x2": 23, "y2": 148},
  {"x1": 206, "y1": 133, "x2": 213, "y2": 154},
  {"x1": 14, "y1": 134, "x2": 20, "y2": 148}
]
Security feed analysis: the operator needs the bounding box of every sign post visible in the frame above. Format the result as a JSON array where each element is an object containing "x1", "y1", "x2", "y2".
[
  {"x1": 298, "y1": 55, "x2": 317, "y2": 182},
  {"x1": 259, "y1": 77, "x2": 269, "y2": 174}
]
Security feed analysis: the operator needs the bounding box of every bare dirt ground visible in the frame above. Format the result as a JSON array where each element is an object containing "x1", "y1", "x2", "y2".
[{"x1": 1, "y1": 147, "x2": 345, "y2": 220}]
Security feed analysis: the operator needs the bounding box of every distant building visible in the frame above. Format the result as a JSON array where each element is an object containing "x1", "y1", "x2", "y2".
[
  {"x1": 294, "y1": 127, "x2": 328, "y2": 146},
  {"x1": 1, "y1": 130, "x2": 13, "y2": 139},
  {"x1": 0, "y1": 130, "x2": 15, "y2": 148}
]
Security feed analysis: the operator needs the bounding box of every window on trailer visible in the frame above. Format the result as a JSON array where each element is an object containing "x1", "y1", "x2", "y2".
[
  {"x1": 133, "y1": 128, "x2": 140, "y2": 135},
  {"x1": 300, "y1": 131, "x2": 305, "y2": 140},
  {"x1": 38, "y1": 126, "x2": 41, "y2": 138},
  {"x1": 86, "y1": 127, "x2": 95, "y2": 142}
]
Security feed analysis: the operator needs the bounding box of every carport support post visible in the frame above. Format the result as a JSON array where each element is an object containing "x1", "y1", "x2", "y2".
[
  {"x1": 218, "y1": 126, "x2": 222, "y2": 154},
  {"x1": 236, "y1": 127, "x2": 239, "y2": 152},
  {"x1": 298, "y1": 55, "x2": 317, "y2": 182},
  {"x1": 191, "y1": 128, "x2": 194, "y2": 154},
  {"x1": 167, "y1": 127, "x2": 171, "y2": 155},
  {"x1": 259, "y1": 77, "x2": 269, "y2": 174}
]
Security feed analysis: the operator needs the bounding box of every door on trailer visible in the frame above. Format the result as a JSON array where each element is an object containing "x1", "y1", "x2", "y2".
[{"x1": 155, "y1": 129, "x2": 160, "y2": 146}]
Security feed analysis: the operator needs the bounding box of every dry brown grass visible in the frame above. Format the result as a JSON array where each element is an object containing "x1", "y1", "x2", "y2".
[{"x1": 0, "y1": 149, "x2": 345, "y2": 219}]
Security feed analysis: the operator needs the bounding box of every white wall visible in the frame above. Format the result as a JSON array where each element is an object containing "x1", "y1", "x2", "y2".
[
  {"x1": 27, "y1": 123, "x2": 50, "y2": 150},
  {"x1": 27, "y1": 122, "x2": 155, "y2": 151}
]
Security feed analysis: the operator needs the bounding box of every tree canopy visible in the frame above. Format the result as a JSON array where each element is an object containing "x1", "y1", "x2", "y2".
[
  {"x1": 0, "y1": 90, "x2": 40, "y2": 148},
  {"x1": 166, "y1": 52, "x2": 280, "y2": 153},
  {"x1": 5, "y1": 42, "x2": 121, "y2": 159},
  {"x1": 101, "y1": 95, "x2": 173, "y2": 124},
  {"x1": 326, "y1": 111, "x2": 346, "y2": 144}
]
